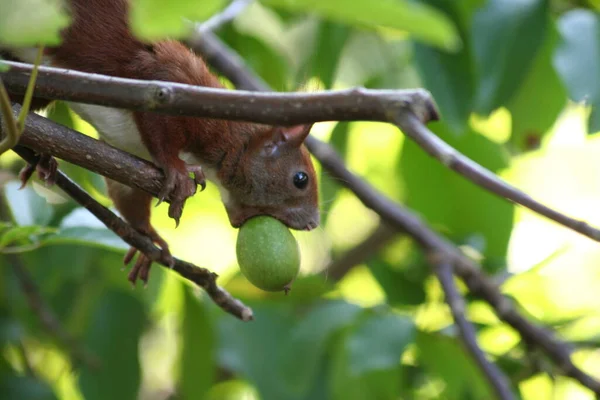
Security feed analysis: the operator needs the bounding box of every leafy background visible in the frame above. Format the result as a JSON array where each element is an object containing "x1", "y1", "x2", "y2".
[{"x1": 2, "y1": 0, "x2": 600, "y2": 399}]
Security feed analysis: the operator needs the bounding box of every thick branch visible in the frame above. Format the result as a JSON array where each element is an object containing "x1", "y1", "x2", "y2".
[
  {"x1": 189, "y1": 33, "x2": 600, "y2": 393},
  {"x1": 0, "y1": 61, "x2": 437, "y2": 125},
  {"x1": 12, "y1": 146, "x2": 253, "y2": 322},
  {"x1": 435, "y1": 260, "x2": 514, "y2": 400}
]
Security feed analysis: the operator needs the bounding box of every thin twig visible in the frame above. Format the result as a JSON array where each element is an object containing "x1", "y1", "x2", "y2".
[
  {"x1": 323, "y1": 222, "x2": 397, "y2": 282},
  {"x1": 189, "y1": 32, "x2": 600, "y2": 394},
  {"x1": 195, "y1": 0, "x2": 254, "y2": 33},
  {"x1": 11, "y1": 146, "x2": 253, "y2": 322},
  {"x1": 3, "y1": 252, "x2": 98, "y2": 368},
  {"x1": 434, "y1": 259, "x2": 514, "y2": 400}
]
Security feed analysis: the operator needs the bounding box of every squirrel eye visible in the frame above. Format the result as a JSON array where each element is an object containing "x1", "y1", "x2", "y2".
[{"x1": 293, "y1": 171, "x2": 309, "y2": 189}]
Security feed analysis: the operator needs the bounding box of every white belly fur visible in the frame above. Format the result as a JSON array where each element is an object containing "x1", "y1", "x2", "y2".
[
  {"x1": 67, "y1": 103, "x2": 152, "y2": 160},
  {"x1": 11, "y1": 49, "x2": 151, "y2": 161}
]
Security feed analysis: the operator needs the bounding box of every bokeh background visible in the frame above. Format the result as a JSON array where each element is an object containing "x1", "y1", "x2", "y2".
[{"x1": 2, "y1": 0, "x2": 600, "y2": 399}]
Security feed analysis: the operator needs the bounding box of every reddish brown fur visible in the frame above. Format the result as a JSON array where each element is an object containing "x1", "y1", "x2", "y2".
[{"x1": 7, "y1": 0, "x2": 319, "y2": 283}]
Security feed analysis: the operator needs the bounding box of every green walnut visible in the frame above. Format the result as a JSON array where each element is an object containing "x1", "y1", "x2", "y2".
[{"x1": 236, "y1": 216, "x2": 300, "y2": 292}]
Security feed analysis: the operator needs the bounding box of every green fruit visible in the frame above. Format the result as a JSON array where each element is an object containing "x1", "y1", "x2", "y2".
[{"x1": 236, "y1": 216, "x2": 300, "y2": 292}]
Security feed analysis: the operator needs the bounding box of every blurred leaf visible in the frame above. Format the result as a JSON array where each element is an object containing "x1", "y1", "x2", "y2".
[
  {"x1": 347, "y1": 312, "x2": 415, "y2": 375},
  {"x1": 220, "y1": 28, "x2": 290, "y2": 90},
  {"x1": 329, "y1": 312, "x2": 413, "y2": 400},
  {"x1": 321, "y1": 122, "x2": 350, "y2": 226},
  {"x1": 130, "y1": 0, "x2": 226, "y2": 40},
  {"x1": 3, "y1": 183, "x2": 54, "y2": 227},
  {"x1": 554, "y1": 9, "x2": 600, "y2": 133},
  {"x1": 0, "y1": 225, "x2": 53, "y2": 250},
  {"x1": 41, "y1": 227, "x2": 126, "y2": 251},
  {"x1": 0, "y1": 0, "x2": 70, "y2": 46},
  {"x1": 508, "y1": 22, "x2": 567, "y2": 151},
  {"x1": 261, "y1": 0, "x2": 460, "y2": 51},
  {"x1": 300, "y1": 21, "x2": 350, "y2": 88},
  {"x1": 180, "y1": 286, "x2": 215, "y2": 400},
  {"x1": 79, "y1": 290, "x2": 146, "y2": 400},
  {"x1": 399, "y1": 122, "x2": 514, "y2": 265},
  {"x1": 367, "y1": 258, "x2": 427, "y2": 307},
  {"x1": 472, "y1": 0, "x2": 548, "y2": 114},
  {"x1": 417, "y1": 331, "x2": 495, "y2": 399},
  {"x1": 277, "y1": 301, "x2": 362, "y2": 395},
  {"x1": 0, "y1": 375, "x2": 57, "y2": 400},
  {"x1": 218, "y1": 303, "x2": 296, "y2": 399},
  {"x1": 413, "y1": 0, "x2": 480, "y2": 133}
]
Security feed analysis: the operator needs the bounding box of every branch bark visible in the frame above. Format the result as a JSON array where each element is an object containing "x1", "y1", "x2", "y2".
[
  {"x1": 188, "y1": 32, "x2": 600, "y2": 394},
  {"x1": 2, "y1": 60, "x2": 599, "y2": 243},
  {"x1": 434, "y1": 259, "x2": 514, "y2": 400},
  {"x1": 9, "y1": 144, "x2": 253, "y2": 322}
]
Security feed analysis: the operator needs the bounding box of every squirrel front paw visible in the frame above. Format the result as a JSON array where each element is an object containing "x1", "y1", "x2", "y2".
[{"x1": 157, "y1": 164, "x2": 206, "y2": 226}]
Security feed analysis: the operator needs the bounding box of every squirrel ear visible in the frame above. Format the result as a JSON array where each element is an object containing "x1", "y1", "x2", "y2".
[{"x1": 274, "y1": 124, "x2": 313, "y2": 148}]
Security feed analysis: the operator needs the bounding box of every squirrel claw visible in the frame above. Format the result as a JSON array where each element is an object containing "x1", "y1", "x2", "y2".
[
  {"x1": 124, "y1": 230, "x2": 173, "y2": 285},
  {"x1": 18, "y1": 153, "x2": 58, "y2": 189},
  {"x1": 157, "y1": 163, "x2": 205, "y2": 224}
]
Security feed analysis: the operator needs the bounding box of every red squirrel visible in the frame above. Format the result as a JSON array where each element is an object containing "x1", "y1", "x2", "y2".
[{"x1": 5, "y1": 0, "x2": 319, "y2": 283}]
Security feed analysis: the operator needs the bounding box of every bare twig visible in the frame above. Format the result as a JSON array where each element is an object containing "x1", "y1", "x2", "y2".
[
  {"x1": 323, "y1": 222, "x2": 397, "y2": 282},
  {"x1": 3, "y1": 252, "x2": 98, "y2": 368},
  {"x1": 434, "y1": 259, "x2": 514, "y2": 400},
  {"x1": 195, "y1": 0, "x2": 254, "y2": 33},
  {"x1": 11, "y1": 146, "x2": 253, "y2": 322},
  {"x1": 190, "y1": 32, "x2": 600, "y2": 394}
]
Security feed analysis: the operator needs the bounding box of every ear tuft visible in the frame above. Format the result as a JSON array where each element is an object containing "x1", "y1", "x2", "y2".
[{"x1": 282, "y1": 124, "x2": 312, "y2": 147}]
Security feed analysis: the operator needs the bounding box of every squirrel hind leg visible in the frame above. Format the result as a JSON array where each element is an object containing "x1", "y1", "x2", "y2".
[
  {"x1": 19, "y1": 153, "x2": 58, "y2": 189},
  {"x1": 106, "y1": 179, "x2": 173, "y2": 285}
]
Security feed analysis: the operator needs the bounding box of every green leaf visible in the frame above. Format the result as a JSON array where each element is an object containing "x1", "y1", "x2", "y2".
[
  {"x1": 3, "y1": 182, "x2": 54, "y2": 227},
  {"x1": 130, "y1": 0, "x2": 226, "y2": 40},
  {"x1": 260, "y1": 0, "x2": 460, "y2": 51},
  {"x1": 367, "y1": 257, "x2": 427, "y2": 307},
  {"x1": 0, "y1": 0, "x2": 70, "y2": 46},
  {"x1": 320, "y1": 122, "x2": 350, "y2": 226},
  {"x1": 0, "y1": 375, "x2": 57, "y2": 400},
  {"x1": 417, "y1": 331, "x2": 496, "y2": 399},
  {"x1": 41, "y1": 227, "x2": 127, "y2": 251},
  {"x1": 179, "y1": 286, "x2": 215, "y2": 400},
  {"x1": 277, "y1": 301, "x2": 362, "y2": 395},
  {"x1": 508, "y1": 22, "x2": 567, "y2": 151},
  {"x1": 220, "y1": 28, "x2": 290, "y2": 90},
  {"x1": 471, "y1": 0, "x2": 548, "y2": 114},
  {"x1": 79, "y1": 290, "x2": 146, "y2": 400},
  {"x1": 399, "y1": 122, "x2": 514, "y2": 264},
  {"x1": 554, "y1": 10, "x2": 600, "y2": 133},
  {"x1": 329, "y1": 312, "x2": 414, "y2": 400},
  {"x1": 299, "y1": 21, "x2": 350, "y2": 88},
  {"x1": 346, "y1": 313, "x2": 415, "y2": 375},
  {"x1": 413, "y1": 0, "x2": 480, "y2": 133},
  {"x1": 218, "y1": 303, "x2": 295, "y2": 399},
  {"x1": 0, "y1": 225, "x2": 53, "y2": 249}
]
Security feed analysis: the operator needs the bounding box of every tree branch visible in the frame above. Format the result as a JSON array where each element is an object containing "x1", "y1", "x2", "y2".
[
  {"x1": 188, "y1": 33, "x2": 600, "y2": 394},
  {"x1": 0, "y1": 61, "x2": 437, "y2": 125},
  {"x1": 7, "y1": 253, "x2": 100, "y2": 368},
  {"x1": 195, "y1": 0, "x2": 254, "y2": 33},
  {"x1": 2, "y1": 61, "x2": 599, "y2": 244},
  {"x1": 10, "y1": 145, "x2": 253, "y2": 322},
  {"x1": 434, "y1": 259, "x2": 514, "y2": 400},
  {"x1": 323, "y1": 222, "x2": 397, "y2": 282}
]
